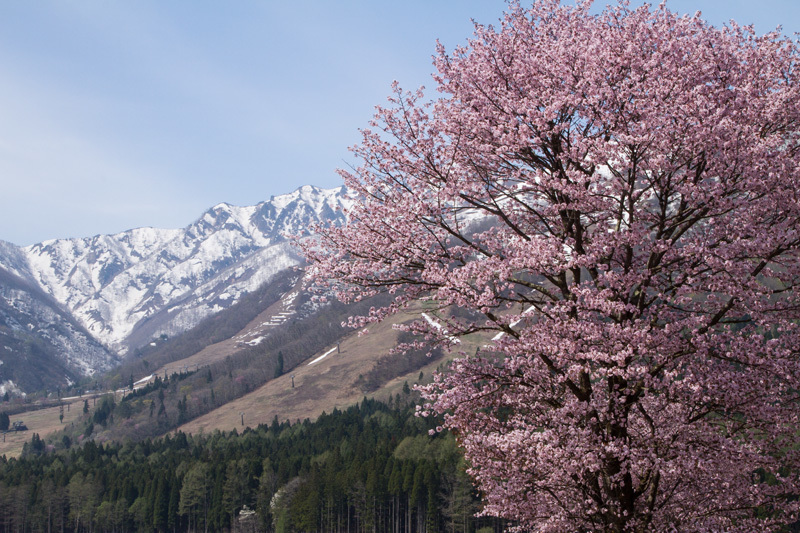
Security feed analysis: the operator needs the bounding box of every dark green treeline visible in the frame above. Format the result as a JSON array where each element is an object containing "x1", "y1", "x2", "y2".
[{"x1": 0, "y1": 398, "x2": 505, "y2": 533}]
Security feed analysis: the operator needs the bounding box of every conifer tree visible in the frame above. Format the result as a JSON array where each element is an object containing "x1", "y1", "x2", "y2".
[
  {"x1": 152, "y1": 473, "x2": 169, "y2": 532},
  {"x1": 274, "y1": 351, "x2": 284, "y2": 378}
]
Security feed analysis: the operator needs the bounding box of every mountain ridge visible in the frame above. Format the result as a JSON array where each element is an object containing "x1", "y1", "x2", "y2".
[{"x1": 0, "y1": 185, "x2": 350, "y2": 393}]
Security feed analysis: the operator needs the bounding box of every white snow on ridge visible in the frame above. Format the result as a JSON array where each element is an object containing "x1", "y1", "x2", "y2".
[
  {"x1": 245, "y1": 336, "x2": 265, "y2": 346},
  {"x1": 12, "y1": 186, "x2": 348, "y2": 354},
  {"x1": 269, "y1": 184, "x2": 351, "y2": 215},
  {"x1": 308, "y1": 346, "x2": 338, "y2": 366}
]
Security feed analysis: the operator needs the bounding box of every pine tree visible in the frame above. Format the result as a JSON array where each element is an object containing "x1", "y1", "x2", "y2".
[
  {"x1": 152, "y1": 473, "x2": 169, "y2": 532},
  {"x1": 168, "y1": 474, "x2": 181, "y2": 532}
]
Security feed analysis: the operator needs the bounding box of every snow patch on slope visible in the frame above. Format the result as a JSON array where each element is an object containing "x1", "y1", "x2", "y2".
[
  {"x1": 308, "y1": 346, "x2": 338, "y2": 366},
  {"x1": 0, "y1": 380, "x2": 25, "y2": 397}
]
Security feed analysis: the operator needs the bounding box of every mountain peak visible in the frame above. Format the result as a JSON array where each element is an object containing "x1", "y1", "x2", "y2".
[{"x1": 2, "y1": 185, "x2": 349, "y2": 359}]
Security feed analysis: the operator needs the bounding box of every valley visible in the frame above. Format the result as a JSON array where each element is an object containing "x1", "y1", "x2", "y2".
[
  {"x1": 0, "y1": 264, "x2": 484, "y2": 459},
  {"x1": 0, "y1": 183, "x2": 494, "y2": 533},
  {"x1": 0, "y1": 184, "x2": 490, "y2": 466}
]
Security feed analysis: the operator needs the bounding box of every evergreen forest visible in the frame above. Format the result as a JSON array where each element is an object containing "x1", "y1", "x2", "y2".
[{"x1": 0, "y1": 398, "x2": 506, "y2": 533}]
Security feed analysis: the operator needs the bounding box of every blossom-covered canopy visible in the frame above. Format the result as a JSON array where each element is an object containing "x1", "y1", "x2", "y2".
[{"x1": 305, "y1": 1, "x2": 800, "y2": 530}]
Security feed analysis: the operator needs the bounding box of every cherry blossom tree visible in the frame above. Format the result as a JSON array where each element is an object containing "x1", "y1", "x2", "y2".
[{"x1": 304, "y1": 1, "x2": 800, "y2": 530}]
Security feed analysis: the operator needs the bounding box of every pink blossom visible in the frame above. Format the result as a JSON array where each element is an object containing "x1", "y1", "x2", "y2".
[{"x1": 304, "y1": 1, "x2": 800, "y2": 531}]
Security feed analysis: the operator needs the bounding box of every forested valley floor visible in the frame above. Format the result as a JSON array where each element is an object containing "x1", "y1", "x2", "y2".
[{"x1": 0, "y1": 397, "x2": 506, "y2": 533}]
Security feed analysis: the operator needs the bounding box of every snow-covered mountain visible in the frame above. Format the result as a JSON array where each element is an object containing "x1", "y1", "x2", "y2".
[
  {"x1": 0, "y1": 185, "x2": 350, "y2": 384},
  {"x1": 0, "y1": 248, "x2": 117, "y2": 394}
]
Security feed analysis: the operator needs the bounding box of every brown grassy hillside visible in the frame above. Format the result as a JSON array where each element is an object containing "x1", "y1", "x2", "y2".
[
  {"x1": 177, "y1": 304, "x2": 486, "y2": 434},
  {"x1": 0, "y1": 394, "x2": 115, "y2": 458}
]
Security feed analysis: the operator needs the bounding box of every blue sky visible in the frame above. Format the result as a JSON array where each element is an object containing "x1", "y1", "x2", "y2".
[{"x1": 1, "y1": 1, "x2": 797, "y2": 246}]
